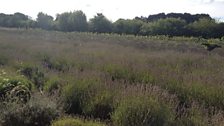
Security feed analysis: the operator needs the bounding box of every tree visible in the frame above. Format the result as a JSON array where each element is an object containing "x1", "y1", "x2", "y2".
[
  {"x1": 11, "y1": 13, "x2": 29, "y2": 27},
  {"x1": 37, "y1": 12, "x2": 54, "y2": 30},
  {"x1": 56, "y1": 10, "x2": 88, "y2": 32},
  {"x1": 114, "y1": 19, "x2": 144, "y2": 35},
  {"x1": 69, "y1": 11, "x2": 88, "y2": 32},
  {"x1": 0, "y1": 12, "x2": 31, "y2": 28},
  {"x1": 55, "y1": 12, "x2": 70, "y2": 31},
  {"x1": 139, "y1": 22, "x2": 152, "y2": 36},
  {"x1": 89, "y1": 13, "x2": 113, "y2": 33},
  {"x1": 187, "y1": 18, "x2": 218, "y2": 38},
  {"x1": 215, "y1": 23, "x2": 224, "y2": 38},
  {"x1": 148, "y1": 18, "x2": 187, "y2": 36},
  {"x1": 136, "y1": 13, "x2": 212, "y2": 23}
]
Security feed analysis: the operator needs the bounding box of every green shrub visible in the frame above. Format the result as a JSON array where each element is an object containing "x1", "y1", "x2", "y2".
[
  {"x1": 75, "y1": 62, "x2": 93, "y2": 72},
  {"x1": 62, "y1": 78, "x2": 102, "y2": 115},
  {"x1": 44, "y1": 77, "x2": 61, "y2": 94},
  {"x1": 103, "y1": 64, "x2": 130, "y2": 81},
  {"x1": 103, "y1": 64, "x2": 155, "y2": 84},
  {"x1": 221, "y1": 36, "x2": 224, "y2": 41},
  {"x1": 174, "y1": 107, "x2": 208, "y2": 126},
  {"x1": 0, "y1": 93, "x2": 59, "y2": 126},
  {"x1": 19, "y1": 64, "x2": 45, "y2": 90},
  {"x1": 0, "y1": 55, "x2": 8, "y2": 66},
  {"x1": 51, "y1": 117, "x2": 106, "y2": 126},
  {"x1": 112, "y1": 96, "x2": 174, "y2": 126},
  {"x1": 42, "y1": 56, "x2": 71, "y2": 72},
  {"x1": 164, "y1": 79, "x2": 224, "y2": 110},
  {"x1": 0, "y1": 76, "x2": 32, "y2": 102},
  {"x1": 83, "y1": 90, "x2": 114, "y2": 119},
  {"x1": 133, "y1": 71, "x2": 155, "y2": 84}
]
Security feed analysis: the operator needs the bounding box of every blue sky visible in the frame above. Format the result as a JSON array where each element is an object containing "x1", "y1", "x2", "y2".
[{"x1": 0, "y1": 0, "x2": 224, "y2": 21}]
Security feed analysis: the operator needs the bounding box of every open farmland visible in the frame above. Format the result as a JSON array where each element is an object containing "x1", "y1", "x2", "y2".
[{"x1": 1, "y1": 28, "x2": 224, "y2": 126}]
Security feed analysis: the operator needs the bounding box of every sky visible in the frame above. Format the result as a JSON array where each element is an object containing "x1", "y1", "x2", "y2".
[{"x1": 0, "y1": 0, "x2": 224, "y2": 21}]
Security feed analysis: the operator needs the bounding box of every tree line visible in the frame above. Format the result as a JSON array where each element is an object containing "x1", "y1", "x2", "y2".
[{"x1": 0, "y1": 11, "x2": 224, "y2": 38}]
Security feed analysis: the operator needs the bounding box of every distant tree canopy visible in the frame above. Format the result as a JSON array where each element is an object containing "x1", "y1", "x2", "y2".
[
  {"x1": 140, "y1": 18, "x2": 187, "y2": 36},
  {"x1": 37, "y1": 12, "x2": 54, "y2": 30},
  {"x1": 114, "y1": 19, "x2": 143, "y2": 35},
  {"x1": 187, "y1": 18, "x2": 219, "y2": 38},
  {"x1": 0, "y1": 11, "x2": 224, "y2": 38},
  {"x1": 89, "y1": 13, "x2": 113, "y2": 33},
  {"x1": 0, "y1": 12, "x2": 33, "y2": 28},
  {"x1": 56, "y1": 10, "x2": 88, "y2": 32},
  {"x1": 136, "y1": 13, "x2": 212, "y2": 23}
]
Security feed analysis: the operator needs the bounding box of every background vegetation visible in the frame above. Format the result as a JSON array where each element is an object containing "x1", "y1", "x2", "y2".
[
  {"x1": 0, "y1": 11, "x2": 224, "y2": 38},
  {"x1": 0, "y1": 28, "x2": 224, "y2": 125}
]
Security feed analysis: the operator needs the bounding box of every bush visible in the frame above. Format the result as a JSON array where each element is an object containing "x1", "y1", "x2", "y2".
[
  {"x1": 62, "y1": 78, "x2": 102, "y2": 115},
  {"x1": 103, "y1": 64, "x2": 130, "y2": 81},
  {"x1": 174, "y1": 107, "x2": 208, "y2": 126},
  {"x1": 0, "y1": 55, "x2": 8, "y2": 66},
  {"x1": 44, "y1": 77, "x2": 61, "y2": 94},
  {"x1": 0, "y1": 93, "x2": 59, "y2": 126},
  {"x1": 51, "y1": 117, "x2": 106, "y2": 126},
  {"x1": 0, "y1": 75, "x2": 32, "y2": 102},
  {"x1": 19, "y1": 64, "x2": 45, "y2": 90},
  {"x1": 221, "y1": 36, "x2": 224, "y2": 41},
  {"x1": 83, "y1": 90, "x2": 114, "y2": 119},
  {"x1": 42, "y1": 56, "x2": 71, "y2": 72},
  {"x1": 103, "y1": 64, "x2": 155, "y2": 84},
  {"x1": 112, "y1": 96, "x2": 174, "y2": 126}
]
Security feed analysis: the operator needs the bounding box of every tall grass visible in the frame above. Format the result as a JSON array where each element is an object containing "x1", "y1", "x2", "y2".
[{"x1": 0, "y1": 28, "x2": 224, "y2": 125}]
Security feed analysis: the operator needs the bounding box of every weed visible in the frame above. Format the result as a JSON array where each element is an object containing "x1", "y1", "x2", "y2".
[
  {"x1": 51, "y1": 117, "x2": 106, "y2": 126},
  {"x1": 0, "y1": 55, "x2": 8, "y2": 66},
  {"x1": 83, "y1": 90, "x2": 114, "y2": 119},
  {"x1": 0, "y1": 75, "x2": 32, "y2": 102},
  {"x1": 62, "y1": 78, "x2": 102, "y2": 115},
  {"x1": 19, "y1": 64, "x2": 45, "y2": 90},
  {"x1": 112, "y1": 95, "x2": 174, "y2": 126},
  {"x1": 0, "y1": 93, "x2": 59, "y2": 126},
  {"x1": 44, "y1": 76, "x2": 61, "y2": 94}
]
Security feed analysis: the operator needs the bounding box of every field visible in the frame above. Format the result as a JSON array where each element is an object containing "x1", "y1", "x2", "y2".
[{"x1": 0, "y1": 28, "x2": 224, "y2": 126}]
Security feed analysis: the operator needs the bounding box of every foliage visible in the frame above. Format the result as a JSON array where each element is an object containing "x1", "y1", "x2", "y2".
[
  {"x1": 89, "y1": 13, "x2": 113, "y2": 33},
  {"x1": 19, "y1": 64, "x2": 45, "y2": 90},
  {"x1": 42, "y1": 56, "x2": 71, "y2": 72},
  {"x1": 44, "y1": 76, "x2": 61, "y2": 94},
  {"x1": 112, "y1": 96, "x2": 174, "y2": 126},
  {"x1": 147, "y1": 18, "x2": 187, "y2": 36},
  {"x1": 0, "y1": 73, "x2": 32, "y2": 102},
  {"x1": 0, "y1": 93, "x2": 59, "y2": 126},
  {"x1": 62, "y1": 78, "x2": 102, "y2": 114},
  {"x1": 103, "y1": 64, "x2": 155, "y2": 84},
  {"x1": 37, "y1": 12, "x2": 54, "y2": 30},
  {"x1": 114, "y1": 19, "x2": 143, "y2": 35},
  {"x1": 0, "y1": 11, "x2": 224, "y2": 38},
  {"x1": 136, "y1": 13, "x2": 212, "y2": 23},
  {"x1": 51, "y1": 117, "x2": 106, "y2": 126},
  {"x1": 187, "y1": 18, "x2": 219, "y2": 38},
  {"x1": 0, "y1": 12, "x2": 33, "y2": 28},
  {"x1": 56, "y1": 10, "x2": 88, "y2": 32},
  {"x1": 0, "y1": 55, "x2": 8, "y2": 66},
  {"x1": 1, "y1": 28, "x2": 224, "y2": 125},
  {"x1": 83, "y1": 90, "x2": 114, "y2": 119}
]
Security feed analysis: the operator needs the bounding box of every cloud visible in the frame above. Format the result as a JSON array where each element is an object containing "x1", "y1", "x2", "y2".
[{"x1": 201, "y1": 0, "x2": 224, "y2": 3}]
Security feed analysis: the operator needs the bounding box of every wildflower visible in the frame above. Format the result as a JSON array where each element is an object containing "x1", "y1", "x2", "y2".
[
  {"x1": 1, "y1": 70, "x2": 6, "y2": 75},
  {"x1": 16, "y1": 69, "x2": 21, "y2": 73},
  {"x1": 3, "y1": 78, "x2": 9, "y2": 82}
]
